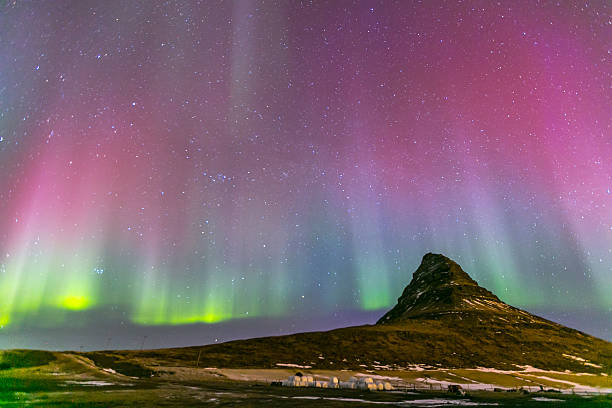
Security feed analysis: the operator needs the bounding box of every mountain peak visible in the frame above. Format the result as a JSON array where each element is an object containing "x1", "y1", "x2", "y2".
[{"x1": 378, "y1": 253, "x2": 511, "y2": 324}]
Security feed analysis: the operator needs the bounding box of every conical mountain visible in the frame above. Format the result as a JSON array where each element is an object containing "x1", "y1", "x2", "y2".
[{"x1": 378, "y1": 253, "x2": 524, "y2": 323}]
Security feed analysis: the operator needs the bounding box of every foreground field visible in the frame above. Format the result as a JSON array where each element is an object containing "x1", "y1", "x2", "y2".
[
  {"x1": 1, "y1": 350, "x2": 611, "y2": 407},
  {"x1": 2, "y1": 379, "x2": 612, "y2": 407}
]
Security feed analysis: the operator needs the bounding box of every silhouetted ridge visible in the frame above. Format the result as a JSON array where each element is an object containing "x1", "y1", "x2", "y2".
[{"x1": 377, "y1": 253, "x2": 512, "y2": 323}]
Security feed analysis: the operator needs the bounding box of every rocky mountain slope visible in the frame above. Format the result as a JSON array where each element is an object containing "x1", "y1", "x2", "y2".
[
  {"x1": 378, "y1": 253, "x2": 549, "y2": 323},
  {"x1": 91, "y1": 253, "x2": 612, "y2": 374}
]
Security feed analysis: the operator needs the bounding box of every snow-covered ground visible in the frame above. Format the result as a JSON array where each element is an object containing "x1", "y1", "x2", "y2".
[
  {"x1": 64, "y1": 380, "x2": 115, "y2": 386},
  {"x1": 531, "y1": 397, "x2": 563, "y2": 402},
  {"x1": 275, "y1": 363, "x2": 312, "y2": 369},
  {"x1": 467, "y1": 366, "x2": 612, "y2": 394}
]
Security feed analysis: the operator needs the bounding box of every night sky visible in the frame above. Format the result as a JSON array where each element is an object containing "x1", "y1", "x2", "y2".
[{"x1": 1, "y1": 0, "x2": 610, "y2": 350}]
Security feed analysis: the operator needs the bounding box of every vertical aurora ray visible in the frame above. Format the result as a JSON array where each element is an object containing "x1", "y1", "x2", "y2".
[
  {"x1": 0, "y1": 0, "x2": 610, "y2": 344},
  {"x1": 348, "y1": 198, "x2": 392, "y2": 310}
]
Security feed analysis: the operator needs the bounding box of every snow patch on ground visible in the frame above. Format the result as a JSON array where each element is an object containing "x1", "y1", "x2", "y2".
[
  {"x1": 513, "y1": 365, "x2": 571, "y2": 375},
  {"x1": 532, "y1": 397, "x2": 564, "y2": 402},
  {"x1": 532, "y1": 375, "x2": 580, "y2": 387},
  {"x1": 291, "y1": 396, "x2": 392, "y2": 404},
  {"x1": 406, "y1": 364, "x2": 433, "y2": 371},
  {"x1": 400, "y1": 399, "x2": 499, "y2": 406},
  {"x1": 562, "y1": 353, "x2": 602, "y2": 368},
  {"x1": 474, "y1": 367, "x2": 515, "y2": 374},
  {"x1": 275, "y1": 363, "x2": 312, "y2": 369},
  {"x1": 562, "y1": 354, "x2": 586, "y2": 362},
  {"x1": 524, "y1": 375, "x2": 612, "y2": 394},
  {"x1": 65, "y1": 380, "x2": 115, "y2": 386},
  {"x1": 373, "y1": 364, "x2": 392, "y2": 370}
]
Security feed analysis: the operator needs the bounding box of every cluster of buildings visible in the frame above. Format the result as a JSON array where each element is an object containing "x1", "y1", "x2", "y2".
[{"x1": 281, "y1": 374, "x2": 394, "y2": 391}]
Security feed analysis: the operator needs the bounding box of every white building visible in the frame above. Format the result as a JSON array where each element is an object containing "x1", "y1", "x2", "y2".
[{"x1": 282, "y1": 374, "x2": 393, "y2": 391}]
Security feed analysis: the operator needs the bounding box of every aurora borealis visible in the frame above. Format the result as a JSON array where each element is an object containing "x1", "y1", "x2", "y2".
[{"x1": 0, "y1": 1, "x2": 610, "y2": 349}]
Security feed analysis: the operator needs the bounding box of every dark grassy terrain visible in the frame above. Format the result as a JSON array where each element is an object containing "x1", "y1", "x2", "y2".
[
  {"x1": 86, "y1": 352, "x2": 154, "y2": 377},
  {"x1": 0, "y1": 350, "x2": 56, "y2": 370}
]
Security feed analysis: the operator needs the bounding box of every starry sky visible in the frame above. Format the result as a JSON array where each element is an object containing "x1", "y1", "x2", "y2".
[{"x1": 0, "y1": 0, "x2": 610, "y2": 350}]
